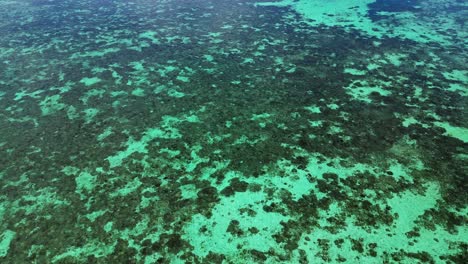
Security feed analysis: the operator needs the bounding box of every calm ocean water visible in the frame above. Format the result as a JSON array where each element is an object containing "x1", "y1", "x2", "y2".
[{"x1": 0, "y1": 0, "x2": 466, "y2": 263}]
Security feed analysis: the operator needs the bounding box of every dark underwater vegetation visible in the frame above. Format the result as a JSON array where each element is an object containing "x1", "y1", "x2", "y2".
[{"x1": 0, "y1": 0, "x2": 467, "y2": 263}]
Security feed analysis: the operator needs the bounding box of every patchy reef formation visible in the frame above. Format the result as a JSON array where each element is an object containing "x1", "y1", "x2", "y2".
[{"x1": 0, "y1": 0, "x2": 466, "y2": 263}]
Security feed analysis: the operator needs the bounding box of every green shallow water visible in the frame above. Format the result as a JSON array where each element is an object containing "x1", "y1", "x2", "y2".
[{"x1": 0, "y1": 0, "x2": 467, "y2": 263}]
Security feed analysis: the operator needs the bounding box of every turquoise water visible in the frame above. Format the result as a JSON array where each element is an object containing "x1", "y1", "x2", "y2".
[{"x1": 0, "y1": 0, "x2": 466, "y2": 263}]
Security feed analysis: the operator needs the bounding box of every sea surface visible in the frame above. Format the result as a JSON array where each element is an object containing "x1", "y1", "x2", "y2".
[{"x1": 0, "y1": 0, "x2": 467, "y2": 263}]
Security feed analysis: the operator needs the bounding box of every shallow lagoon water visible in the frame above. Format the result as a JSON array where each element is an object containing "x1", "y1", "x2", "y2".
[{"x1": 0, "y1": 0, "x2": 467, "y2": 263}]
